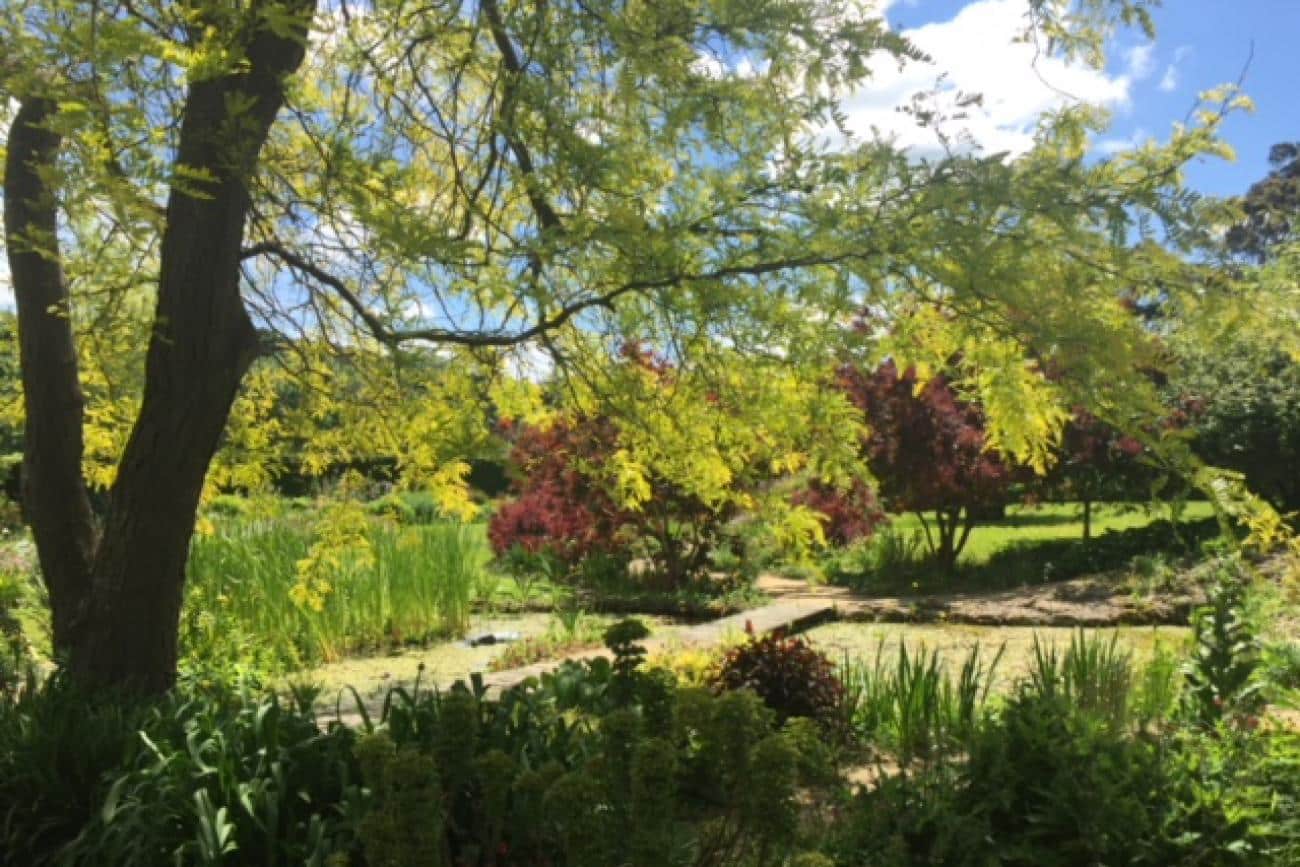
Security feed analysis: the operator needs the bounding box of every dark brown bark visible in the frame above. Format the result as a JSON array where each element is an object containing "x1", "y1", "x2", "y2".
[
  {"x1": 928, "y1": 507, "x2": 974, "y2": 577},
  {"x1": 3, "y1": 99, "x2": 97, "y2": 654},
  {"x1": 4, "y1": 1, "x2": 317, "y2": 691}
]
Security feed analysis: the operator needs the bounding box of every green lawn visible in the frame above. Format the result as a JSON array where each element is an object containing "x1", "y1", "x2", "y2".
[{"x1": 889, "y1": 501, "x2": 1215, "y2": 565}]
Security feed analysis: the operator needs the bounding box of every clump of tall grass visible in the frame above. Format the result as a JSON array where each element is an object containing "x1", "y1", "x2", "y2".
[
  {"x1": 1024, "y1": 630, "x2": 1134, "y2": 729},
  {"x1": 841, "y1": 640, "x2": 1003, "y2": 764},
  {"x1": 822, "y1": 527, "x2": 928, "y2": 592},
  {"x1": 183, "y1": 516, "x2": 492, "y2": 674}
]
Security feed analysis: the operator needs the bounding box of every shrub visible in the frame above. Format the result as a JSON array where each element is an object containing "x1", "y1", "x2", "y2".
[
  {"x1": 969, "y1": 516, "x2": 1219, "y2": 589},
  {"x1": 822, "y1": 525, "x2": 928, "y2": 592},
  {"x1": 366, "y1": 491, "x2": 445, "y2": 525},
  {"x1": 0, "y1": 674, "x2": 361, "y2": 866},
  {"x1": 1183, "y1": 566, "x2": 1265, "y2": 727},
  {"x1": 710, "y1": 632, "x2": 845, "y2": 729},
  {"x1": 831, "y1": 515, "x2": 1221, "y2": 593},
  {"x1": 833, "y1": 689, "x2": 1253, "y2": 866},
  {"x1": 359, "y1": 630, "x2": 822, "y2": 867},
  {"x1": 488, "y1": 414, "x2": 751, "y2": 590},
  {"x1": 205, "y1": 493, "x2": 252, "y2": 518},
  {"x1": 791, "y1": 479, "x2": 886, "y2": 546}
]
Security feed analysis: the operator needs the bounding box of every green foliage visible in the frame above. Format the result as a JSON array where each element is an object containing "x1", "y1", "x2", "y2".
[
  {"x1": 1132, "y1": 639, "x2": 1184, "y2": 731},
  {"x1": 356, "y1": 732, "x2": 444, "y2": 867},
  {"x1": 821, "y1": 526, "x2": 929, "y2": 591},
  {"x1": 1261, "y1": 640, "x2": 1300, "y2": 696},
  {"x1": 1025, "y1": 630, "x2": 1134, "y2": 730},
  {"x1": 841, "y1": 641, "x2": 1001, "y2": 764},
  {"x1": 604, "y1": 617, "x2": 651, "y2": 703},
  {"x1": 183, "y1": 515, "x2": 492, "y2": 674},
  {"x1": 0, "y1": 673, "x2": 361, "y2": 866},
  {"x1": 827, "y1": 508, "x2": 1220, "y2": 593},
  {"x1": 1169, "y1": 333, "x2": 1300, "y2": 512},
  {"x1": 0, "y1": 567, "x2": 34, "y2": 696},
  {"x1": 365, "y1": 491, "x2": 446, "y2": 525},
  {"x1": 1183, "y1": 564, "x2": 1265, "y2": 726},
  {"x1": 354, "y1": 642, "x2": 821, "y2": 866},
  {"x1": 834, "y1": 689, "x2": 1255, "y2": 866}
]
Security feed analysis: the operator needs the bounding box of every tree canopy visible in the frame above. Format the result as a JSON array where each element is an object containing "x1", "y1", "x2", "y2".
[{"x1": 1, "y1": 0, "x2": 1292, "y2": 689}]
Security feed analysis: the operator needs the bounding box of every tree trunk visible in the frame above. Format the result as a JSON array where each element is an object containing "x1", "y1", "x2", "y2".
[
  {"x1": 934, "y1": 508, "x2": 960, "y2": 576},
  {"x1": 2, "y1": 2, "x2": 317, "y2": 693},
  {"x1": 4, "y1": 99, "x2": 97, "y2": 654},
  {"x1": 1082, "y1": 498, "x2": 1092, "y2": 542}
]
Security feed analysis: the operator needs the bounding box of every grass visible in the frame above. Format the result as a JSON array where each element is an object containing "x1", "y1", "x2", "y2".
[
  {"x1": 834, "y1": 626, "x2": 1188, "y2": 766},
  {"x1": 889, "y1": 500, "x2": 1216, "y2": 566},
  {"x1": 807, "y1": 621, "x2": 1189, "y2": 697},
  {"x1": 824, "y1": 500, "x2": 1221, "y2": 594},
  {"x1": 184, "y1": 517, "x2": 494, "y2": 673}
]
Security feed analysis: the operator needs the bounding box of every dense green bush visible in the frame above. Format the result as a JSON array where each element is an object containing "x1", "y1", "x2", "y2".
[
  {"x1": 0, "y1": 631, "x2": 1295, "y2": 866},
  {"x1": 832, "y1": 688, "x2": 1257, "y2": 866},
  {"x1": 0, "y1": 623, "x2": 834, "y2": 866},
  {"x1": 365, "y1": 491, "x2": 445, "y2": 525},
  {"x1": 0, "y1": 673, "x2": 361, "y2": 866}
]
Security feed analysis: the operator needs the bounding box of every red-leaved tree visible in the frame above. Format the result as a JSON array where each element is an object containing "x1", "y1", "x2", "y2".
[
  {"x1": 791, "y1": 479, "x2": 886, "y2": 546},
  {"x1": 841, "y1": 360, "x2": 1015, "y2": 574},
  {"x1": 488, "y1": 413, "x2": 741, "y2": 589},
  {"x1": 1040, "y1": 409, "x2": 1147, "y2": 540},
  {"x1": 488, "y1": 416, "x2": 633, "y2": 569}
]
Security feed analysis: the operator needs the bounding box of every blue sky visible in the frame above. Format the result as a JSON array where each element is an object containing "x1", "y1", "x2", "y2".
[{"x1": 854, "y1": 0, "x2": 1298, "y2": 197}]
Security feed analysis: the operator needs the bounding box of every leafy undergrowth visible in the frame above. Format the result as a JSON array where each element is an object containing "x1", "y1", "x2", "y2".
[{"x1": 1, "y1": 557, "x2": 1297, "y2": 866}]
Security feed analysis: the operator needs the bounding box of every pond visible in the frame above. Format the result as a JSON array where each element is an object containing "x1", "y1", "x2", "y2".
[
  {"x1": 805, "y1": 621, "x2": 1191, "y2": 693},
  {"x1": 300, "y1": 611, "x2": 677, "y2": 707}
]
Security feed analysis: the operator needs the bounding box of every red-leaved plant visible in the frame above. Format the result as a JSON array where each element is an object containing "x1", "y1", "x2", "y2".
[{"x1": 710, "y1": 632, "x2": 845, "y2": 729}]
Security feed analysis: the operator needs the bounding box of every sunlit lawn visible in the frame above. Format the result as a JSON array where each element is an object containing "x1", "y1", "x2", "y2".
[{"x1": 888, "y1": 500, "x2": 1215, "y2": 565}]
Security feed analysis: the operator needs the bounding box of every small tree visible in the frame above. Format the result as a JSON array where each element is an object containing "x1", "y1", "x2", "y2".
[
  {"x1": 1169, "y1": 339, "x2": 1300, "y2": 514},
  {"x1": 1041, "y1": 409, "x2": 1147, "y2": 541},
  {"x1": 488, "y1": 415, "x2": 634, "y2": 574},
  {"x1": 841, "y1": 360, "x2": 1015, "y2": 574},
  {"x1": 489, "y1": 414, "x2": 741, "y2": 589},
  {"x1": 790, "y1": 480, "x2": 885, "y2": 547}
]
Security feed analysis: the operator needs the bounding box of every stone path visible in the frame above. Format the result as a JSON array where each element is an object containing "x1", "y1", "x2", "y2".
[{"x1": 757, "y1": 572, "x2": 1203, "y2": 627}]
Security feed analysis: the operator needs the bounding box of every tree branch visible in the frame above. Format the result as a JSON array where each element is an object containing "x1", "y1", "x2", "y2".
[{"x1": 242, "y1": 240, "x2": 870, "y2": 349}]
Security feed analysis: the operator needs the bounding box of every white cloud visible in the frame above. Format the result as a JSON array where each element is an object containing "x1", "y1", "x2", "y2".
[
  {"x1": 825, "y1": 0, "x2": 1135, "y2": 157},
  {"x1": 1094, "y1": 128, "x2": 1149, "y2": 156},
  {"x1": 1158, "y1": 45, "x2": 1192, "y2": 93},
  {"x1": 1124, "y1": 43, "x2": 1156, "y2": 81},
  {"x1": 503, "y1": 342, "x2": 554, "y2": 383}
]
